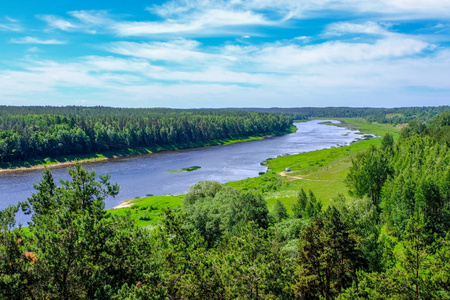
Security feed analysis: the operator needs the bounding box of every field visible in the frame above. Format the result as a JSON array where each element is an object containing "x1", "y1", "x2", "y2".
[
  {"x1": 109, "y1": 119, "x2": 401, "y2": 224},
  {"x1": 107, "y1": 195, "x2": 184, "y2": 227}
]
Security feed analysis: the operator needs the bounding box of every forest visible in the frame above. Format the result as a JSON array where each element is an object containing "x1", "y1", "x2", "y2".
[
  {"x1": 230, "y1": 106, "x2": 450, "y2": 124},
  {"x1": 1, "y1": 111, "x2": 450, "y2": 299},
  {"x1": 0, "y1": 107, "x2": 292, "y2": 164}
]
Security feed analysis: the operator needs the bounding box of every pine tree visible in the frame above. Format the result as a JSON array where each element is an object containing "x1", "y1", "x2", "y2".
[{"x1": 274, "y1": 200, "x2": 289, "y2": 222}]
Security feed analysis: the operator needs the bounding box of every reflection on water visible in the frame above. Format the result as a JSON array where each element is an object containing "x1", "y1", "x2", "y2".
[{"x1": 0, "y1": 120, "x2": 360, "y2": 224}]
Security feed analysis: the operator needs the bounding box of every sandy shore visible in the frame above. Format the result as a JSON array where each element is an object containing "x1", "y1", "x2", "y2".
[
  {"x1": 113, "y1": 200, "x2": 134, "y2": 209},
  {"x1": 0, "y1": 157, "x2": 109, "y2": 174}
]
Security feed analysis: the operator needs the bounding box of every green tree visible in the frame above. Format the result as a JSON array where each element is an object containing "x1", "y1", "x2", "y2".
[
  {"x1": 347, "y1": 145, "x2": 392, "y2": 209},
  {"x1": 292, "y1": 188, "x2": 308, "y2": 218},
  {"x1": 339, "y1": 211, "x2": 445, "y2": 300},
  {"x1": 305, "y1": 190, "x2": 321, "y2": 219},
  {"x1": 0, "y1": 204, "x2": 39, "y2": 300},
  {"x1": 215, "y1": 224, "x2": 294, "y2": 299},
  {"x1": 274, "y1": 200, "x2": 289, "y2": 222},
  {"x1": 228, "y1": 192, "x2": 270, "y2": 232},
  {"x1": 1, "y1": 164, "x2": 165, "y2": 299},
  {"x1": 157, "y1": 208, "x2": 224, "y2": 299},
  {"x1": 381, "y1": 132, "x2": 394, "y2": 150},
  {"x1": 293, "y1": 206, "x2": 366, "y2": 299}
]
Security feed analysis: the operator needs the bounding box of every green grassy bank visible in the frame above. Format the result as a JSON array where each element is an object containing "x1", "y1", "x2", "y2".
[
  {"x1": 228, "y1": 118, "x2": 401, "y2": 211},
  {"x1": 108, "y1": 195, "x2": 184, "y2": 227},
  {"x1": 109, "y1": 119, "x2": 401, "y2": 225}
]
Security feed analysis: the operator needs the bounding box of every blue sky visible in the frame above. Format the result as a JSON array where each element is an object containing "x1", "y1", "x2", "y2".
[{"x1": 0, "y1": 0, "x2": 449, "y2": 108}]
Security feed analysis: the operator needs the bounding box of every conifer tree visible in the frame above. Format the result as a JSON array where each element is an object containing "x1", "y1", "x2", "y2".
[{"x1": 274, "y1": 200, "x2": 289, "y2": 222}]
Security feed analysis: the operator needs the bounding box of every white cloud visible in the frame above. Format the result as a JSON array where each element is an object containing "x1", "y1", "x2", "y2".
[
  {"x1": 1, "y1": 10, "x2": 448, "y2": 108},
  {"x1": 377, "y1": 0, "x2": 450, "y2": 18},
  {"x1": 325, "y1": 21, "x2": 390, "y2": 36},
  {"x1": 1, "y1": 32, "x2": 446, "y2": 107},
  {"x1": 27, "y1": 47, "x2": 40, "y2": 52},
  {"x1": 5, "y1": 16, "x2": 19, "y2": 23},
  {"x1": 106, "y1": 40, "x2": 237, "y2": 64},
  {"x1": 114, "y1": 9, "x2": 271, "y2": 36},
  {"x1": 1, "y1": 47, "x2": 449, "y2": 107},
  {"x1": 36, "y1": 8, "x2": 271, "y2": 37},
  {"x1": 31, "y1": 0, "x2": 450, "y2": 41},
  {"x1": 38, "y1": 15, "x2": 77, "y2": 31},
  {"x1": 149, "y1": 0, "x2": 450, "y2": 22},
  {"x1": 68, "y1": 10, "x2": 111, "y2": 25},
  {"x1": 0, "y1": 24, "x2": 21, "y2": 31},
  {"x1": 10, "y1": 36, "x2": 66, "y2": 44},
  {"x1": 148, "y1": 0, "x2": 300, "y2": 20},
  {"x1": 223, "y1": 36, "x2": 431, "y2": 73},
  {"x1": 0, "y1": 16, "x2": 23, "y2": 32},
  {"x1": 82, "y1": 56, "x2": 159, "y2": 73}
]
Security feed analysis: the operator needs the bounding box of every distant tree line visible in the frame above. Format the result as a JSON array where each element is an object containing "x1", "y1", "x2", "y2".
[
  {"x1": 228, "y1": 106, "x2": 450, "y2": 124},
  {"x1": 400, "y1": 110, "x2": 450, "y2": 146},
  {"x1": 0, "y1": 106, "x2": 292, "y2": 163}
]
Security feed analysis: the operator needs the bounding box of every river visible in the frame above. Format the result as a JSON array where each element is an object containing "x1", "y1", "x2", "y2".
[{"x1": 0, "y1": 120, "x2": 361, "y2": 224}]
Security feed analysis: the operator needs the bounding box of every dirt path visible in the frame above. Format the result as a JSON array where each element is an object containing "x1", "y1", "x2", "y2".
[
  {"x1": 278, "y1": 171, "x2": 335, "y2": 182},
  {"x1": 113, "y1": 200, "x2": 134, "y2": 209}
]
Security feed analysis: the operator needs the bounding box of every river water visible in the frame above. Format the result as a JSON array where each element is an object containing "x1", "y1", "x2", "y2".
[{"x1": 0, "y1": 120, "x2": 360, "y2": 224}]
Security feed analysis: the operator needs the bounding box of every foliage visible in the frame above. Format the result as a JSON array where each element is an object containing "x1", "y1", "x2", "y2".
[
  {"x1": 273, "y1": 200, "x2": 289, "y2": 222},
  {"x1": 292, "y1": 206, "x2": 367, "y2": 299},
  {"x1": 381, "y1": 132, "x2": 394, "y2": 150},
  {"x1": 381, "y1": 136, "x2": 450, "y2": 237},
  {"x1": 183, "y1": 181, "x2": 270, "y2": 248},
  {"x1": 214, "y1": 224, "x2": 295, "y2": 299},
  {"x1": 0, "y1": 106, "x2": 292, "y2": 164},
  {"x1": 166, "y1": 166, "x2": 201, "y2": 173},
  {"x1": 400, "y1": 111, "x2": 450, "y2": 146},
  {"x1": 232, "y1": 106, "x2": 450, "y2": 125},
  {"x1": 346, "y1": 145, "x2": 392, "y2": 208},
  {"x1": 291, "y1": 188, "x2": 322, "y2": 220},
  {"x1": 292, "y1": 188, "x2": 308, "y2": 218},
  {"x1": 0, "y1": 164, "x2": 163, "y2": 299}
]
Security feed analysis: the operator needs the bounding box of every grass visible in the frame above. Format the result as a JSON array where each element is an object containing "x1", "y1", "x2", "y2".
[
  {"x1": 110, "y1": 118, "x2": 402, "y2": 225},
  {"x1": 167, "y1": 166, "x2": 201, "y2": 173},
  {"x1": 108, "y1": 195, "x2": 183, "y2": 227},
  {"x1": 228, "y1": 118, "x2": 402, "y2": 212},
  {"x1": 320, "y1": 118, "x2": 403, "y2": 140}
]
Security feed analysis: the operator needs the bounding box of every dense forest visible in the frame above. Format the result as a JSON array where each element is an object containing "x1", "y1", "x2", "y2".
[
  {"x1": 2, "y1": 105, "x2": 449, "y2": 165},
  {"x1": 0, "y1": 107, "x2": 292, "y2": 163},
  {"x1": 230, "y1": 106, "x2": 450, "y2": 124},
  {"x1": 1, "y1": 112, "x2": 450, "y2": 299}
]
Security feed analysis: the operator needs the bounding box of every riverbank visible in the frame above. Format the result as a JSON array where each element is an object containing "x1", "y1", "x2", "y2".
[
  {"x1": 109, "y1": 195, "x2": 184, "y2": 227},
  {"x1": 109, "y1": 118, "x2": 402, "y2": 227},
  {"x1": 0, "y1": 126, "x2": 296, "y2": 173},
  {"x1": 228, "y1": 118, "x2": 402, "y2": 211}
]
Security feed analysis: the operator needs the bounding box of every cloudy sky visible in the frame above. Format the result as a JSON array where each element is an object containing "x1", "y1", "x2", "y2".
[{"x1": 0, "y1": 0, "x2": 449, "y2": 108}]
